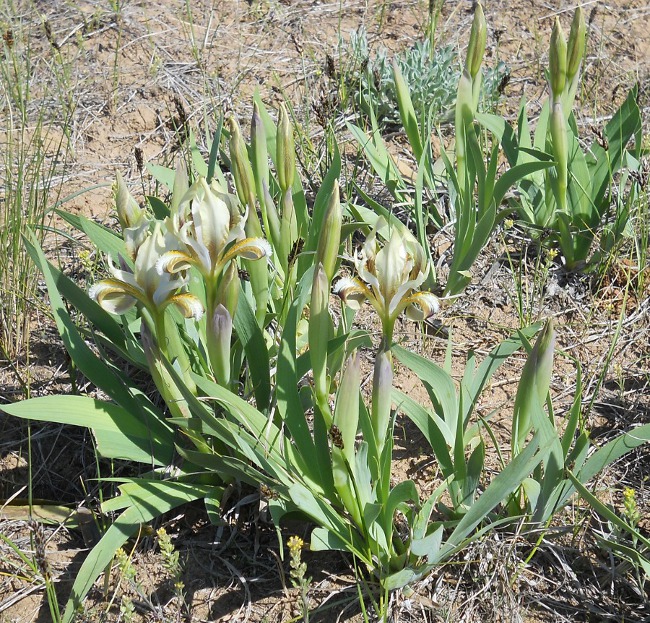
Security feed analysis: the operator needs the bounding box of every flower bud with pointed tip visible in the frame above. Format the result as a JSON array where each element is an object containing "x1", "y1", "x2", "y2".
[
  {"x1": 333, "y1": 351, "x2": 361, "y2": 466},
  {"x1": 228, "y1": 116, "x2": 256, "y2": 210},
  {"x1": 115, "y1": 173, "x2": 150, "y2": 260},
  {"x1": 251, "y1": 102, "x2": 269, "y2": 200},
  {"x1": 216, "y1": 259, "x2": 240, "y2": 321},
  {"x1": 309, "y1": 264, "x2": 332, "y2": 422},
  {"x1": 115, "y1": 172, "x2": 143, "y2": 231},
  {"x1": 208, "y1": 303, "x2": 233, "y2": 387},
  {"x1": 371, "y1": 349, "x2": 393, "y2": 453},
  {"x1": 465, "y1": 2, "x2": 487, "y2": 80},
  {"x1": 171, "y1": 159, "x2": 189, "y2": 214},
  {"x1": 316, "y1": 179, "x2": 342, "y2": 283},
  {"x1": 549, "y1": 17, "x2": 567, "y2": 100},
  {"x1": 512, "y1": 318, "x2": 556, "y2": 454},
  {"x1": 276, "y1": 104, "x2": 295, "y2": 194},
  {"x1": 566, "y1": 7, "x2": 586, "y2": 84}
]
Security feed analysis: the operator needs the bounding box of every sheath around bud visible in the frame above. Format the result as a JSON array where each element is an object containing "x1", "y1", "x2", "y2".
[
  {"x1": 333, "y1": 352, "x2": 361, "y2": 466},
  {"x1": 309, "y1": 264, "x2": 332, "y2": 419},
  {"x1": 371, "y1": 349, "x2": 393, "y2": 452},
  {"x1": 465, "y1": 3, "x2": 487, "y2": 80},
  {"x1": 208, "y1": 304, "x2": 233, "y2": 387},
  {"x1": 315, "y1": 179, "x2": 342, "y2": 283},
  {"x1": 276, "y1": 104, "x2": 295, "y2": 194},
  {"x1": 228, "y1": 116, "x2": 257, "y2": 210},
  {"x1": 566, "y1": 7, "x2": 586, "y2": 84}
]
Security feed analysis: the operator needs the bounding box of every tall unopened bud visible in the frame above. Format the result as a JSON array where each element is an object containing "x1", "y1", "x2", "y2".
[
  {"x1": 216, "y1": 260, "x2": 240, "y2": 320},
  {"x1": 276, "y1": 104, "x2": 295, "y2": 194},
  {"x1": 208, "y1": 304, "x2": 233, "y2": 387},
  {"x1": 315, "y1": 180, "x2": 342, "y2": 283},
  {"x1": 333, "y1": 351, "x2": 361, "y2": 466},
  {"x1": 228, "y1": 116, "x2": 256, "y2": 210},
  {"x1": 512, "y1": 319, "x2": 556, "y2": 454},
  {"x1": 465, "y1": 3, "x2": 487, "y2": 80},
  {"x1": 371, "y1": 349, "x2": 393, "y2": 452},
  {"x1": 566, "y1": 7, "x2": 586, "y2": 84},
  {"x1": 309, "y1": 264, "x2": 332, "y2": 423},
  {"x1": 549, "y1": 18, "x2": 567, "y2": 100},
  {"x1": 251, "y1": 102, "x2": 269, "y2": 202},
  {"x1": 171, "y1": 159, "x2": 189, "y2": 213},
  {"x1": 115, "y1": 172, "x2": 143, "y2": 231}
]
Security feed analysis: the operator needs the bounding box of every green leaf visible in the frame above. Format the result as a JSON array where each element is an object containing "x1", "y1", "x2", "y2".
[
  {"x1": 310, "y1": 527, "x2": 350, "y2": 552},
  {"x1": 393, "y1": 345, "x2": 458, "y2": 429},
  {"x1": 1, "y1": 396, "x2": 174, "y2": 465},
  {"x1": 56, "y1": 210, "x2": 128, "y2": 265},
  {"x1": 146, "y1": 163, "x2": 176, "y2": 190},
  {"x1": 233, "y1": 288, "x2": 271, "y2": 411},
  {"x1": 443, "y1": 433, "x2": 546, "y2": 553},
  {"x1": 577, "y1": 423, "x2": 650, "y2": 485},
  {"x1": 382, "y1": 568, "x2": 418, "y2": 591},
  {"x1": 24, "y1": 244, "x2": 126, "y2": 349}
]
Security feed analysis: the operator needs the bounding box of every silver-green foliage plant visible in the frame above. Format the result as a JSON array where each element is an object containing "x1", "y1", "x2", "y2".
[{"x1": 346, "y1": 28, "x2": 508, "y2": 129}]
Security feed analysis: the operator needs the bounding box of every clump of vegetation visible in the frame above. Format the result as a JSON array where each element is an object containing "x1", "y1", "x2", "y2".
[{"x1": 343, "y1": 27, "x2": 509, "y2": 128}]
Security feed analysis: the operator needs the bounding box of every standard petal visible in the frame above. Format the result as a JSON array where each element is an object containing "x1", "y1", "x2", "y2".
[{"x1": 193, "y1": 178, "x2": 236, "y2": 264}]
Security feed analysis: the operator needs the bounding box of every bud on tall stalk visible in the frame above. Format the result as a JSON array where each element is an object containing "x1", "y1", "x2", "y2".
[
  {"x1": 171, "y1": 159, "x2": 189, "y2": 214},
  {"x1": 512, "y1": 319, "x2": 556, "y2": 455},
  {"x1": 564, "y1": 7, "x2": 586, "y2": 115},
  {"x1": 228, "y1": 116, "x2": 269, "y2": 325},
  {"x1": 228, "y1": 116, "x2": 257, "y2": 211},
  {"x1": 549, "y1": 18, "x2": 567, "y2": 101},
  {"x1": 371, "y1": 348, "x2": 393, "y2": 453},
  {"x1": 250, "y1": 103, "x2": 269, "y2": 203},
  {"x1": 216, "y1": 259, "x2": 240, "y2": 321},
  {"x1": 309, "y1": 264, "x2": 332, "y2": 424},
  {"x1": 454, "y1": 69, "x2": 474, "y2": 190},
  {"x1": 276, "y1": 104, "x2": 295, "y2": 194},
  {"x1": 464, "y1": 2, "x2": 487, "y2": 80},
  {"x1": 333, "y1": 351, "x2": 361, "y2": 466},
  {"x1": 207, "y1": 304, "x2": 233, "y2": 387},
  {"x1": 315, "y1": 179, "x2": 342, "y2": 283}
]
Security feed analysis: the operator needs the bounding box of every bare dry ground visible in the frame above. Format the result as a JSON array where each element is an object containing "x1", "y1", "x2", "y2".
[{"x1": 1, "y1": 0, "x2": 649, "y2": 621}]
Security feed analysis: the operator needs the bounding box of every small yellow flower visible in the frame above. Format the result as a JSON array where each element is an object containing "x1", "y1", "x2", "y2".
[
  {"x1": 547, "y1": 248, "x2": 559, "y2": 261},
  {"x1": 287, "y1": 535, "x2": 304, "y2": 554}
]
